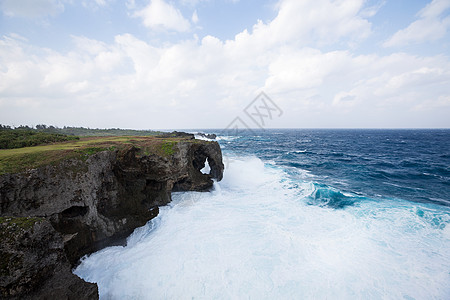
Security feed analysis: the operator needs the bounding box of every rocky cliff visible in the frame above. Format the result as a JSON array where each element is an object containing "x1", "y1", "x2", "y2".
[
  {"x1": 0, "y1": 136, "x2": 224, "y2": 299},
  {"x1": 0, "y1": 217, "x2": 98, "y2": 299}
]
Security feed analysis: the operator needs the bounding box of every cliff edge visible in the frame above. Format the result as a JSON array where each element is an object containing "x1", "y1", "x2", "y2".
[{"x1": 0, "y1": 135, "x2": 224, "y2": 299}]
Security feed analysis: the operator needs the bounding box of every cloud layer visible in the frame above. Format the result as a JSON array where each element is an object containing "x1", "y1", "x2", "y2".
[
  {"x1": 0, "y1": 0, "x2": 65, "y2": 18},
  {"x1": 384, "y1": 0, "x2": 450, "y2": 47},
  {"x1": 133, "y1": 0, "x2": 191, "y2": 32},
  {"x1": 0, "y1": 0, "x2": 449, "y2": 128}
]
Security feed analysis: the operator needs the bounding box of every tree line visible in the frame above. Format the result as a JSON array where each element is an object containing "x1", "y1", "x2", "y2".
[
  {"x1": 0, "y1": 125, "x2": 79, "y2": 149},
  {"x1": 0, "y1": 124, "x2": 161, "y2": 149}
]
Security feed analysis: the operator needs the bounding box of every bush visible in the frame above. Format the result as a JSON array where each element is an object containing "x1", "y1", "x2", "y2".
[{"x1": 0, "y1": 129, "x2": 79, "y2": 149}]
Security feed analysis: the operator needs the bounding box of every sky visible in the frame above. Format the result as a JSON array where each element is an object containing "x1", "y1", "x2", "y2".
[{"x1": 0, "y1": 0, "x2": 449, "y2": 129}]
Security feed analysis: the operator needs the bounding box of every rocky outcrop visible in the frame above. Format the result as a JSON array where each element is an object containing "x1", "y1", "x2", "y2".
[
  {"x1": 0, "y1": 217, "x2": 98, "y2": 299},
  {"x1": 156, "y1": 131, "x2": 195, "y2": 139},
  {"x1": 0, "y1": 138, "x2": 224, "y2": 299},
  {"x1": 196, "y1": 132, "x2": 217, "y2": 140}
]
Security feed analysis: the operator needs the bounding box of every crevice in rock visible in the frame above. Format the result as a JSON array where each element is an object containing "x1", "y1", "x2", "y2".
[
  {"x1": 60, "y1": 206, "x2": 88, "y2": 218},
  {"x1": 192, "y1": 149, "x2": 208, "y2": 172},
  {"x1": 172, "y1": 177, "x2": 188, "y2": 192}
]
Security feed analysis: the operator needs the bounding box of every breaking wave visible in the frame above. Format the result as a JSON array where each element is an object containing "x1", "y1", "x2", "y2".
[{"x1": 75, "y1": 154, "x2": 450, "y2": 299}]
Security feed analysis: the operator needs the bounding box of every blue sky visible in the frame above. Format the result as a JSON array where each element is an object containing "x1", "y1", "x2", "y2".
[{"x1": 0, "y1": 0, "x2": 449, "y2": 129}]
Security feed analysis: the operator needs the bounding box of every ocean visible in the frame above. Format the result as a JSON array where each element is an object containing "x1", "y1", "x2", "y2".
[{"x1": 74, "y1": 129, "x2": 450, "y2": 299}]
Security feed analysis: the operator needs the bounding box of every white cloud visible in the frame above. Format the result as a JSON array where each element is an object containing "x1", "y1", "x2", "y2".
[
  {"x1": 0, "y1": 0, "x2": 449, "y2": 128},
  {"x1": 82, "y1": 0, "x2": 113, "y2": 10},
  {"x1": 265, "y1": 48, "x2": 351, "y2": 92},
  {"x1": 126, "y1": 0, "x2": 136, "y2": 9},
  {"x1": 93, "y1": 0, "x2": 107, "y2": 6},
  {"x1": 262, "y1": 46, "x2": 450, "y2": 125},
  {"x1": 192, "y1": 9, "x2": 199, "y2": 24},
  {"x1": 384, "y1": 0, "x2": 450, "y2": 47},
  {"x1": 133, "y1": 0, "x2": 190, "y2": 32},
  {"x1": 265, "y1": 0, "x2": 372, "y2": 46},
  {"x1": 0, "y1": 0, "x2": 65, "y2": 18},
  {"x1": 360, "y1": 0, "x2": 386, "y2": 18},
  {"x1": 413, "y1": 95, "x2": 450, "y2": 111},
  {"x1": 179, "y1": 0, "x2": 208, "y2": 6},
  {"x1": 216, "y1": 0, "x2": 372, "y2": 64},
  {"x1": 420, "y1": 0, "x2": 450, "y2": 18}
]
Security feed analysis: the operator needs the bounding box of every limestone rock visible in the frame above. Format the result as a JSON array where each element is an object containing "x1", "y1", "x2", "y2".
[
  {"x1": 0, "y1": 217, "x2": 98, "y2": 299},
  {"x1": 196, "y1": 132, "x2": 217, "y2": 139},
  {"x1": 0, "y1": 138, "x2": 224, "y2": 298}
]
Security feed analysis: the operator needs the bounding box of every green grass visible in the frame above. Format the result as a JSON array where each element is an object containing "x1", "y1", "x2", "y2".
[
  {"x1": 0, "y1": 216, "x2": 44, "y2": 230},
  {"x1": 0, "y1": 136, "x2": 203, "y2": 175},
  {"x1": 0, "y1": 124, "x2": 163, "y2": 139},
  {"x1": 160, "y1": 141, "x2": 176, "y2": 156},
  {"x1": 0, "y1": 136, "x2": 145, "y2": 175},
  {"x1": 0, "y1": 216, "x2": 45, "y2": 276},
  {"x1": 0, "y1": 129, "x2": 79, "y2": 149},
  {"x1": 46, "y1": 126, "x2": 163, "y2": 137}
]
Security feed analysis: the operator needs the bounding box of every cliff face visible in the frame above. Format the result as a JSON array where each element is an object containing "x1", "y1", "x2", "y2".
[
  {"x1": 0, "y1": 138, "x2": 224, "y2": 299},
  {"x1": 0, "y1": 217, "x2": 98, "y2": 299}
]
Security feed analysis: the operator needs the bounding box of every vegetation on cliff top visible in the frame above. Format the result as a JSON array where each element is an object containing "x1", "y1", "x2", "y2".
[
  {"x1": 0, "y1": 124, "x2": 162, "y2": 139},
  {"x1": 0, "y1": 126, "x2": 79, "y2": 149},
  {"x1": 0, "y1": 124, "x2": 171, "y2": 150},
  {"x1": 0, "y1": 125, "x2": 208, "y2": 174},
  {"x1": 0, "y1": 135, "x2": 209, "y2": 175},
  {"x1": 0, "y1": 217, "x2": 45, "y2": 231}
]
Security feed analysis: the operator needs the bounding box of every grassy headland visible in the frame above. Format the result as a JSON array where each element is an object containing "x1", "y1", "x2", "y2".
[
  {"x1": 0, "y1": 128, "x2": 79, "y2": 149},
  {"x1": 0, "y1": 124, "x2": 164, "y2": 150},
  {"x1": 0, "y1": 135, "x2": 201, "y2": 175}
]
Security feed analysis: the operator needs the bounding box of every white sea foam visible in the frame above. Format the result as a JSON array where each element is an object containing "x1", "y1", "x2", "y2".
[
  {"x1": 74, "y1": 156, "x2": 450, "y2": 300},
  {"x1": 216, "y1": 135, "x2": 239, "y2": 141},
  {"x1": 293, "y1": 149, "x2": 307, "y2": 153},
  {"x1": 194, "y1": 135, "x2": 211, "y2": 141},
  {"x1": 200, "y1": 158, "x2": 210, "y2": 174},
  {"x1": 443, "y1": 224, "x2": 450, "y2": 239}
]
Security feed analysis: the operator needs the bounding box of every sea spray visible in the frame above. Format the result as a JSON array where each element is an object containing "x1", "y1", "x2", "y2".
[{"x1": 75, "y1": 154, "x2": 450, "y2": 299}]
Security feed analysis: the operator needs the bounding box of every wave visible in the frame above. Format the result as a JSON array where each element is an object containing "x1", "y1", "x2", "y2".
[
  {"x1": 194, "y1": 134, "x2": 212, "y2": 141},
  {"x1": 75, "y1": 154, "x2": 450, "y2": 299},
  {"x1": 303, "y1": 182, "x2": 359, "y2": 209},
  {"x1": 216, "y1": 135, "x2": 239, "y2": 141}
]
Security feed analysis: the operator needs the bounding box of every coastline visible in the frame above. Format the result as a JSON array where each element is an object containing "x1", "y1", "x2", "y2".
[{"x1": 0, "y1": 133, "x2": 224, "y2": 299}]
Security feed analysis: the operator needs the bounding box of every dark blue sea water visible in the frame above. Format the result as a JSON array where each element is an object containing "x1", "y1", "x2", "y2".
[
  {"x1": 75, "y1": 129, "x2": 450, "y2": 299},
  {"x1": 220, "y1": 129, "x2": 450, "y2": 208}
]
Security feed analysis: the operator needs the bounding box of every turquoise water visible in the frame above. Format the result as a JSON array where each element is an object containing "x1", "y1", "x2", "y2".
[
  {"x1": 221, "y1": 129, "x2": 450, "y2": 207},
  {"x1": 75, "y1": 129, "x2": 450, "y2": 299}
]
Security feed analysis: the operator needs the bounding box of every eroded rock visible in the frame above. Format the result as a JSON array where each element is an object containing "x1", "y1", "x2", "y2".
[
  {"x1": 0, "y1": 217, "x2": 98, "y2": 299},
  {"x1": 0, "y1": 138, "x2": 224, "y2": 299}
]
